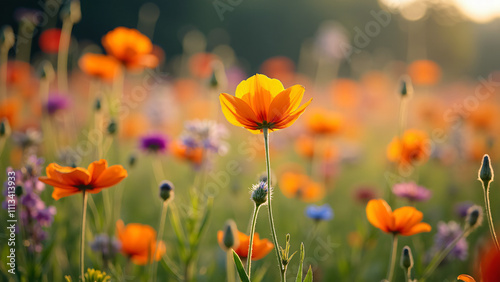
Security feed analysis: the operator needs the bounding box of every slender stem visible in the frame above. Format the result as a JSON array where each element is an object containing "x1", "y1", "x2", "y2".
[
  {"x1": 80, "y1": 191, "x2": 88, "y2": 282},
  {"x1": 151, "y1": 201, "x2": 169, "y2": 282},
  {"x1": 246, "y1": 204, "x2": 261, "y2": 277},
  {"x1": 0, "y1": 48, "x2": 8, "y2": 101},
  {"x1": 263, "y1": 128, "x2": 284, "y2": 281},
  {"x1": 483, "y1": 182, "x2": 500, "y2": 251},
  {"x1": 57, "y1": 19, "x2": 73, "y2": 93},
  {"x1": 386, "y1": 234, "x2": 398, "y2": 282},
  {"x1": 226, "y1": 250, "x2": 235, "y2": 282}
]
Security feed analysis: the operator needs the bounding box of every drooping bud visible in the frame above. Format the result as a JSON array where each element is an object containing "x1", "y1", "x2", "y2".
[
  {"x1": 465, "y1": 205, "x2": 483, "y2": 231},
  {"x1": 221, "y1": 219, "x2": 239, "y2": 250},
  {"x1": 400, "y1": 245, "x2": 414, "y2": 271},
  {"x1": 159, "y1": 180, "x2": 174, "y2": 202},
  {"x1": 60, "y1": 0, "x2": 81, "y2": 24},
  {"x1": 251, "y1": 181, "x2": 268, "y2": 206},
  {"x1": 478, "y1": 154, "x2": 494, "y2": 187},
  {"x1": 0, "y1": 25, "x2": 15, "y2": 51},
  {"x1": 107, "y1": 119, "x2": 117, "y2": 135}
]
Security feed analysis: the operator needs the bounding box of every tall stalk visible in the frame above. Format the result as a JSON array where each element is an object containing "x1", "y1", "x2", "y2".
[
  {"x1": 151, "y1": 201, "x2": 169, "y2": 281},
  {"x1": 262, "y1": 128, "x2": 283, "y2": 281},
  {"x1": 246, "y1": 204, "x2": 261, "y2": 277},
  {"x1": 482, "y1": 182, "x2": 500, "y2": 251},
  {"x1": 80, "y1": 191, "x2": 88, "y2": 282},
  {"x1": 386, "y1": 235, "x2": 398, "y2": 282}
]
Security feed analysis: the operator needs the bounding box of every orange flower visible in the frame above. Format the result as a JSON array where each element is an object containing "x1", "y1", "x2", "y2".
[
  {"x1": 0, "y1": 97, "x2": 21, "y2": 128},
  {"x1": 294, "y1": 135, "x2": 337, "y2": 160},
  {"x1": 39, "y1": 28, "x2": 61, "y2": 54},
  {"x1": 217, "y1": 231, "x2": 273, "y2": 260},
  {"x1": 78, "y1": 53, "x2": 121, "y2": 82},
  {"x1": 305, "y1": 108, "x2": 342, "y2": 135},
  {"x1": 102, "y1": 27, "x2": 158, "y2": 70},
  {"x1": 279, "y1": 172, "x2": 325, "y2": 202},
  {"x1": 329, "y1": 78, "x2": 361, "y2": 109},
  {"x1": 219, "y1": 74, "x2": 312, "y2": 133},
  {"x1": 116, "y1": 220, "x2": 166, "y2": 265},
  {"x1": 171, "y1": 140, "x2": 204, "y2": 165},
  {"x1": 457, "y1": 274, "x2": 476, "y2": 282},
  {"x1": 366, "y1": 199, "x2": 431, "y2": 236},
  {"x1": 407, "y1": 60, "x2": 441, "y2": 86},
  {"x1": 38, "y1": 159, "x2": 127, "y2": 200},
  {"x1": 477, "y1": 242, "x2": 500, "y2": 281},
  {"x1": 387, "y1": 129, "x2": 429, "y2": 165}
]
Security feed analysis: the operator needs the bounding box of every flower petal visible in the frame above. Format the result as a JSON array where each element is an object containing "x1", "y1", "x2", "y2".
[
  {"x1": 235, "y1": 74, "x2": 284, "y2": 99},
  {"x1": 44, "y1": 163, "x2": 91, "y2": 187},
  {"x1": 268, "y1": 85, "x2": 305, "y2": 123},
  {"x1": 400, "y1": 222, "x2": 431, "y2": 236},
  {"x1": 88, "y1": 159, "x2": 108, "y2": 183},
  {"x1": 274, "y1": 98, "x2": 312, "y2": 129},
  {"x1": 52, "y1": 186, "x2": 82, "y2": 200},
  {"x1": 366, "y1": 199, "x2": 392, "y2": 233},
  {"x1": 220, "y1": 93, "x2": 260, "y2": 129},
  {"x1": 392, "y1": 206, "x2": 423, "y2": 234},
  {"x1": 92, "y1": 165, "x2": 127, "y2": 189}
]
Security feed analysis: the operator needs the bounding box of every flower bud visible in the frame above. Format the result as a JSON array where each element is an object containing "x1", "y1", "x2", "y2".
[
  {"x1": 209, "y1": 71, "x2": 218, "y2": 88},
  {"x1": 15, "y1": 185, "x2": 23, "y2": 197},
  {"x1": 94, "y1": 98, "x2": 101, "y2": 112},
  {"x1": 251, "y1": 181, "x2": 268, "y2": 206},
  {"x1": 0, "y1": 25, "x2": 15, "y2": 51},
  {"x1": 221, "y1": 219, "x2": 239, "y2": 250},
  {"x1": 478, "y1": 154, "x2": 494, "y2": 186},
  {"x1": 159, "y1": 180, "x2": 174, "y2": 202},
  {"x1": 128, "y1": 154, "x2": 136, "y2": 167},
  {"x1": 107, "y1": 119, "x2": 117, "y2": 135},
  {"x1": 37, "y1": 60, "x2": 55, "y2": 81},
  {"x1": 400, "y1": 245, "x2": 414, "y2": 271},
  {"x1": 60, "y1": 0, "x2": 81, "y2": 24},
  {"x1": 465, "y1": 205, "x2": 483, "y2": 231},
  {"x1": 399, "y1": 76, "x2": 413, "y2": 98},
  {"x1": 0, "y1": 118, "x2": 11, "y2": 137}
]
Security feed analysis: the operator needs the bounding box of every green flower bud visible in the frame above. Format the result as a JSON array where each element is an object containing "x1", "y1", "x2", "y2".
[
  {"x1": 400, "y1": 245, "x2": 413, "y2": 270},
  {"x1": 221, "y1": 219, "x2": 239, "y2": 250},
  {"x1": 0, "y1": 118, "x2": 11, "y2": 137},
  {"x1": 159, "y1": 180, "x2": 174, "y2": 202},
  {"x1": 465, "y1": 205, "x2": 483, "y2": 231},
  {"x1": 209, "y1": 71, "x2": 218, "y2": 88},
  {"x1": 251, "y1": 181, "x2": 268, "y2": 206},
  {"x1": 94, "y1": 98, "x2": 101, "y2": 112},
  {"x1": 128, "y1": 154, "x2": 136, "y2": 167},
  {"x1": 107, "y1": 119, "x2": 117, "y2": 135},
  {"x1": 478, "y1": 154, "x2": 494, "y2": 186},
  {"x1": 399, "y1": 76, "x2": 413, "y2": 98},
  {"x1": 37, "y1": 60, "x2": 55, "y2": 81}
]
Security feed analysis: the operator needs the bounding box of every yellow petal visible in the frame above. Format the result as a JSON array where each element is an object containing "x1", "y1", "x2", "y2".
[
  {"x1": 366, "y1": 199, "x2": 392, "y2": 233},
  {"x1": 220, "y1": 93, "x2": 260, "y2": 129},
  {"x1": 235, "y1": 74, "x2": 284, "y2": 99},
  {"x1": 268, "y1": 85, "x2": 305, "y2": 123}
]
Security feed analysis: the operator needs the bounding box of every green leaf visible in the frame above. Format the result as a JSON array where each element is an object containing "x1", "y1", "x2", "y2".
[
  {"x1": 295, "y1": 242, "x2": 305, "y2": 282},
  {"x1": 232, "y1": 250, "x2": 250, "y2": 282},
  {"x1": 303, "y1": 266, "x2": 313, "y2": 282}
]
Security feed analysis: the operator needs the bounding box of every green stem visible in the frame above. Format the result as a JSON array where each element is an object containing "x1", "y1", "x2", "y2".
[
  {"x1": 246, "y1": 204, "x2": 261, "y2": 277},
  {"x1": 57, "y1": 19, "x2": 73, "y2": 93},
  {"x1": 81, "y1": 191, "x2": 88, "y2": 282},
  {"x1": 263, "y1": 128, "x2": 283, "y2": 281},
  {"x1": 151, "y1": 201, "x2": 169, "y2": 281},
  {"x1": 386, "y1": 234, "x2": 398, "y2": 282},
  {"x1": 226, "y1": 250, "x2": 235, "y2": 282},
  {"x1": 0, "y1": 47, "x2": 8, "y2": 101},
  {"x1": 483, "y1": 182, "x2": 500, "y2": 251}
]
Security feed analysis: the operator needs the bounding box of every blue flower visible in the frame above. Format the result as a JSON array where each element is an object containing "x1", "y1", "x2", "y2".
[{"x1": 305, "y1": 204, "x2": 334, "y2": 221}]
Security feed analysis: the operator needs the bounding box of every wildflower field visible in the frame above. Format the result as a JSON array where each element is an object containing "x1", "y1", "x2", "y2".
[{"x1": 2, "y1": 0, "x2": 500, "y2": 281}]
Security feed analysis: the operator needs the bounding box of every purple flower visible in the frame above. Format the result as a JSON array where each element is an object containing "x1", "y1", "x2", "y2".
[
  {"x1": 36, "y1": 206, "x2": 56, "y2": 227},
  {"x1": 90, "y1": 234, "x2": 121, "y2": 260},
  {"x1": 455, "y1": 201, "x2": 474, "y2": 218},
  {"x1": 140, "y1": 133, "x2": 169, "y2": 153},
  {"x1": 305, "y1": 204, "x2": 334, "y2": 221},
  {"x1": 181, "y1": 119, "x2": 229, "y2": 155},
  {"x1": 428, "y1": 221, "x2": 468, "y2": 262},
  {"x1": 46, "y1": 94, "x2": 70, "y2": 115},
  {"x1": 392, "y1": 182, "x2": 431, "y2": 202}
]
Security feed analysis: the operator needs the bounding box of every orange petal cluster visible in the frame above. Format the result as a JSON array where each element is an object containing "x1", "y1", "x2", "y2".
[
  {"x1": 219, "y1": 74, "x2": 312, "y2": 134},
  {"x1": 102, "y1": 27, "x2": 158, "y2": 70},
  {"x1": 387, "y1": 129, "x2": 429, "y2": 165},
  {"x1": 217, "y1": 230, "x2": 273, "y2": 261},
  {"x1": 78, "y1": 53, "x2": 122, "y2": 82},
  {"x1": 366, "y1": 199, "x2": 431, "y2": 236},
  {"x1": 279, "y1": 172, "x2": 325, "y2": 202},
  {"x1": 38, "y1": 159, "x2": 127, "y2": 200},
  {"x1": 171, "y1": 140, "x2": 204, "y2": 165},
  {"x1": 116, "y1": 220, "x2": 166, "y2": 265},
  {"x1": 305, "y1": 107, "x2": 342, "y2": 135}
]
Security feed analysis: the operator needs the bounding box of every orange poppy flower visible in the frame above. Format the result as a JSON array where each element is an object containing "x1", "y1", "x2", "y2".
[
  {"x1": 305, "y1": 108, "x2": 342, "y2": 135},
  {"x1": 38, "y1": 159, "x2": 127, "y2": 200},
  {"x1": 217, "y1": 230, "x2": 273, "y2": 260},
  {"x1": 78, "y1": 53, "x2": 122, "y2": 82},
  {"x1": 477, "y1": 241, "x2": 500, "y2": 281},
  {"x1": 279, "y1": 172, "x2": 325, "y2": 202},
  {"x1": 0, "y1": 97, "x2": 21, "y2": 129},
  {"x1": 219, "y1": 74, "x2": 312, "y2": 134},
  {"x1": 407, "y1": 60, "x2": 441, "y2": 86},
  {"x1": 457, "y1": 274, "x2": 476, "y2": 282},
  {"x1": 387, "y1": 129, "x2": 429, "y2": 165},
  {"x1": 294, "y1": 135, "x2": 337, "y2": 160},
  {"x1": 116, "y1": 220, "x2": 166, "y2": 265},
  {"x1": 366, "y1": 199, "x2": 431, "y2": 236},
  {"x1": 329, "y1": 78, "x2": 361, "y2": 109},
  {"x1": 102, "y1": 27, "x2": 158, "y2": 70},
  {"x1": 171, "y1": 140, "x2": 204, "y2": 165}
]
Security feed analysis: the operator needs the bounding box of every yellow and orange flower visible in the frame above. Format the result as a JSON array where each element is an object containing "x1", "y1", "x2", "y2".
[
  {"x1": 38, "y1": 159, "x2": 127, "y2": 200},
  {"x1": 217, "y1": 230, "x2": 273, "y2": 261},
  {"x1": 279, "y1": 172, "x2": 325, "y2": 202},
  {"x1": 305, "y1": 108, "x2": 342, "y2": 135},
  {"x1": 219, "y1": 74, "x2": 312, "y2": 133},
  {"x1": 116, "y1": 220, "x2": 166, "y2": 265},
  {"x1": 78, "y1": 53, "x2": 122, "y2": 82},
  {"x1": 387, "y1": 129, "x2": 429, "y2": 165},
  {"x1": 102, "y1": 27, "x2": 158, "y2": 70},
  {"x1": 366, "y1": 199, "x2": 431, "y2": 236}
]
